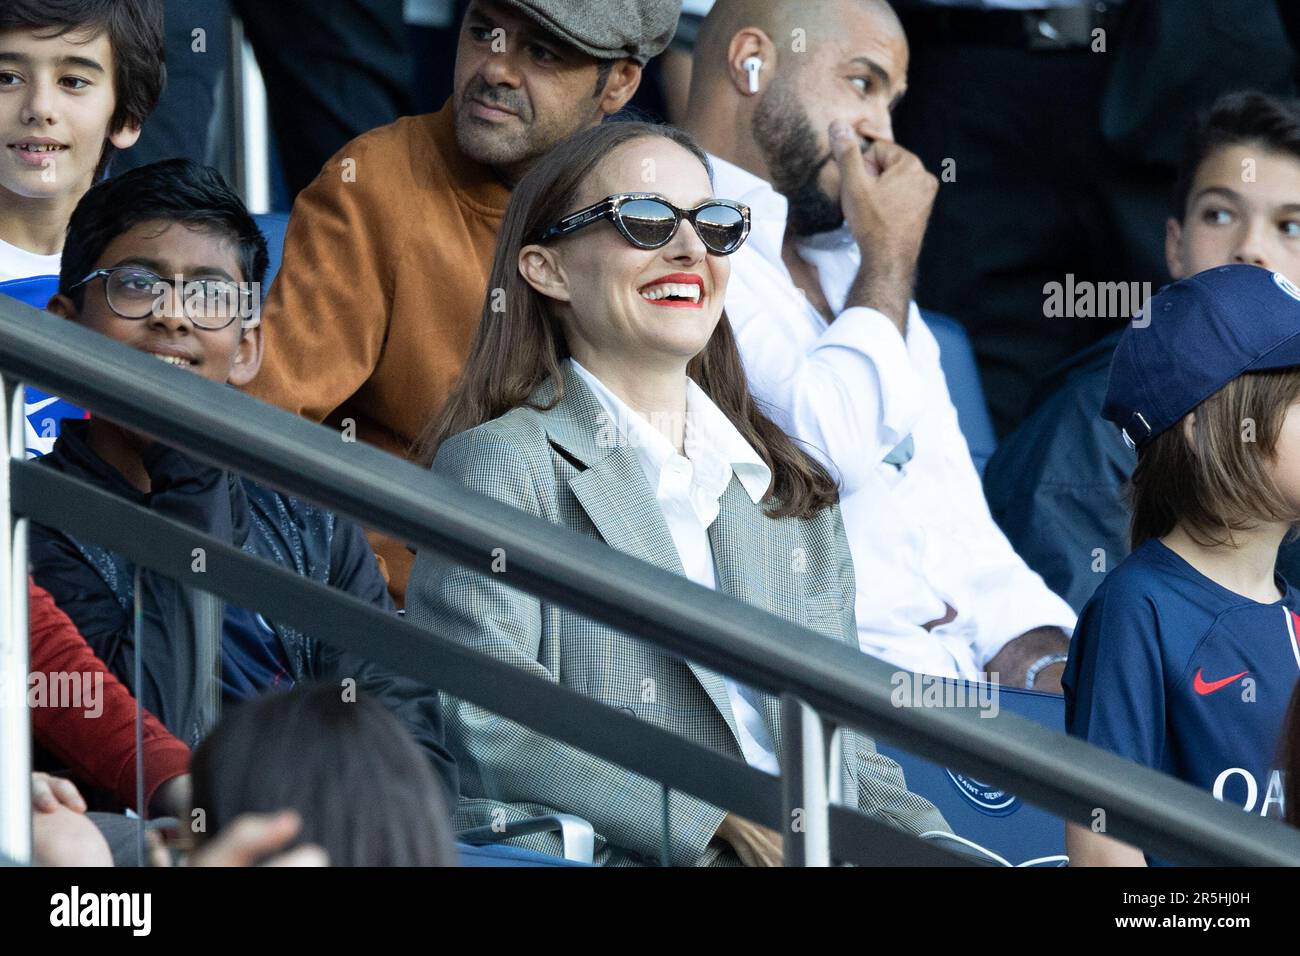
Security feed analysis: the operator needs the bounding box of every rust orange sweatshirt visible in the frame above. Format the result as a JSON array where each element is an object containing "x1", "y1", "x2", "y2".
[{"x1": 246, "y1": 102, "x2": 511, "y2": 604}]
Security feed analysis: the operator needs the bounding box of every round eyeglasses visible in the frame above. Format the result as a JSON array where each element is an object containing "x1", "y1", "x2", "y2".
[
  {"x1": 538, "y1": 193, "x2": 751, "y2": 256},
  {"x1": 69, "y1": 266, "x2": 257, "y2": 330}
]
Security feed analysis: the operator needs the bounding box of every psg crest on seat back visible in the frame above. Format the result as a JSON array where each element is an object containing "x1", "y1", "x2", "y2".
[{"x1": 945, "y1": 771, "x2": 1021, "y2": 816}]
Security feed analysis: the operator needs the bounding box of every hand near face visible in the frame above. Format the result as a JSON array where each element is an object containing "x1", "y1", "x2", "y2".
[
  {"x1": 831, "y1": 122, "x2": 937, "y2": 269},
  {"x1": 832, "y1": 122, "x2": 938, "y2": 330}
]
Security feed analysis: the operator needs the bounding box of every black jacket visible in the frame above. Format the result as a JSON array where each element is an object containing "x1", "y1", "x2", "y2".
[
  {"x1": 984, "y1": 332, "x2": 1300, "y2": 613},
  {"x1": 28, "y1": 421, "x2": 458, "y2": 807}
]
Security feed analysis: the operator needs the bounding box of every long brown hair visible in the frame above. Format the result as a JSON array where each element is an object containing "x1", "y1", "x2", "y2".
[
  {"x1": 413, "y1": 121, "x2": 838, "y2": 519},
  {"x1": 1129, "y1": 368, "x2": 1300, "y2": 549}
]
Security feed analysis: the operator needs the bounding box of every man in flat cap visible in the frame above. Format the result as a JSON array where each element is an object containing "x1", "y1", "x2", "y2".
[{"x1": 246, "y1": 0, "x2": 681, "y2": 604}]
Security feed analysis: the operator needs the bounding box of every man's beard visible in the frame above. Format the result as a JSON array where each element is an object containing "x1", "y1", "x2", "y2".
[
  {"x1": 752, "y1": 83, "x2": 845, "y2": 237},
  {"x1": 454, "y1": 77, "x2": 538, "y2": 170}
]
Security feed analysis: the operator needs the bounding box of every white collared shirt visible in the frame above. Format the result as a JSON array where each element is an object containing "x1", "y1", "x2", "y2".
[
  {"x1": 570, "y1": 359, "x2": 780, "y2": 774},
  {"x1": 709, "y1": 153, "x2": 1076, "y2": 680}
]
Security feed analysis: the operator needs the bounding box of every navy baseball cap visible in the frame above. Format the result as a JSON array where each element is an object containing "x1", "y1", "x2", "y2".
[{"x1": 1103, "y1": 264, "x2": 1300, "y2": 449}]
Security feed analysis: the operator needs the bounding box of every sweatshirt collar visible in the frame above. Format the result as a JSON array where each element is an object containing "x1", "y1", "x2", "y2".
[{"x1": 429, "y1": 99, "x2": 512, "y2": 218}]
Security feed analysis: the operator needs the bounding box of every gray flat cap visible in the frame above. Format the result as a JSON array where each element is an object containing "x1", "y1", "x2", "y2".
[{"x1": 497, "y1": 0, "x2": 682, "y2": 64}]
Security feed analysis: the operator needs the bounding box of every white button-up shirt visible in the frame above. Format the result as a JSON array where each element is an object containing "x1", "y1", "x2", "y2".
[
  {"x1": 570, "y1": 359, "x2": 780, "y2": 773},
  {"x1": 710, "y1": 154, "x2": 1076, "y2": 680}
]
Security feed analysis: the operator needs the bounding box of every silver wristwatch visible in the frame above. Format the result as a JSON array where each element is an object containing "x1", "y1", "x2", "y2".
[{"x1": 1025, "y1": 654, "x2": 1069, "y2": 690}]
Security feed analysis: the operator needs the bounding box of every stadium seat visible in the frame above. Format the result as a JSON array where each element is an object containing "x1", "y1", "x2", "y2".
[
  {"x1": 253, "y1": 211, "x2": 291, "y2": 296},
  {"x1": 921, "y1": 310, "x2": 998, "y2": 474},
  {"x1": 875, "y1": 680, "x2": 1067, "y2": 866}
]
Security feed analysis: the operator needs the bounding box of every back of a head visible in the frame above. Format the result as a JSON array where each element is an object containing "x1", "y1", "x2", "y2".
[
  {"x1": 191, "y1": 684, "x2": 457, "y2": 867},
  {"x1": 1114, "y1": 267, "x2": 1300, "y2": 549},
  {"x1": 1129, "y1": 367, "x2": 1300, "y2": 550}
]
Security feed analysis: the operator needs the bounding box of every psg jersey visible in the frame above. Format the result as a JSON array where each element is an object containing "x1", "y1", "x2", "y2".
[{"x1": 1064, "y1": 538, "x2": 1300, "y2": 839}]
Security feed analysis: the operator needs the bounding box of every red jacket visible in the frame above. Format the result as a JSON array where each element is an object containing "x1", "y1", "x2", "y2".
[{"x1": 28, "y1": 577, "x2": 189, "y2": 813}]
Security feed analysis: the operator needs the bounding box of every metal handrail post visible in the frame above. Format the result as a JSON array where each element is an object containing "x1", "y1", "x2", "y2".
[
  {"x1": 0, "y1": 378, "x2": 31, "y2": 863},
  {"x1": 781, "y1": 694, "x2": 831, "y2": 867}
]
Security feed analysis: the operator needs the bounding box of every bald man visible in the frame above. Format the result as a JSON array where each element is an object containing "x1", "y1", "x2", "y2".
[{"x1": 685, "y1": 0, "x2": 1077, "y2": 688}]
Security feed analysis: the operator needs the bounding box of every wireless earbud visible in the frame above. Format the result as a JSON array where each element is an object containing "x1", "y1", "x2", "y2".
[{"x1": 742, "y1": 56, "x2": 763, "y2": 94}]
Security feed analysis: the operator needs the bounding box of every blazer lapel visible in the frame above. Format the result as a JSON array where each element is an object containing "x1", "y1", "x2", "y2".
[
  {"x1": 540, "y1": 365, "x2": 745, "y2": 750},
  {"x1": 568, "y1": 449, "x2": 682, "y2": 575},
  {"x1": 709, "y1": 478, "x2": 806, "y2": 763}
]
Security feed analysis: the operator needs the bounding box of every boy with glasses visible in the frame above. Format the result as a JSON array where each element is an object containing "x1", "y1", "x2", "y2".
[{"x1": 27, "y1": 159, "x2": 458, "y2": 811}]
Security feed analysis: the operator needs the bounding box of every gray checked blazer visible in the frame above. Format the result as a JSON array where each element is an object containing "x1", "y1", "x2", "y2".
[{"x1": 406, "y1": 362, "x2": 949, "y2": 865}]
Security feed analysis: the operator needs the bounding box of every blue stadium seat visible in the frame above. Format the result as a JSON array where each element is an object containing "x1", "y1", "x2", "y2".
[
  {"x1": 253, "y1": 211, "x2": 291, "y2": 296},
  {"x1": 921, "y1": 310, "x2": 997, "y2": 474},
  {"x1": 875, "y1": 681, "x2": 1067, "y2": 866}
]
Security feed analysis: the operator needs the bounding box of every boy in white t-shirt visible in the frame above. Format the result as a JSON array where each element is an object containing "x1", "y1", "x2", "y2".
[
  {"x1": 2, "y1": 2, "x2": 164, "y2": 457},
  {"x1": 1, "y1": 1, "x2": 164, "y2": 282}
]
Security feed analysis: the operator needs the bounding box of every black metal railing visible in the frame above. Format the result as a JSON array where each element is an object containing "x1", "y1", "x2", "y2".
[{"x1": 3, "y1": 294, "x2": 1299, "y2": 866}]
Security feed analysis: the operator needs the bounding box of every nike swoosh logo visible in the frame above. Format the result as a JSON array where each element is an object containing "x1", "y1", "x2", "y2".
[
  {"x1": 24, "y1": 396, "x2": 57, "y2": 415},
  {"x1": 1192, "y1": 669, "x2": 1248, "y2": 695}
]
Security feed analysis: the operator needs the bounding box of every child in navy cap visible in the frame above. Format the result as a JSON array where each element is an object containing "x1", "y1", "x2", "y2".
[{"x1": 1065, "y1": 263, "x2": 1300, "y2": 866}]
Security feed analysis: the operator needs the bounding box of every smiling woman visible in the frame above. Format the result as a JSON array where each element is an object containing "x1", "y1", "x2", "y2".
[
  {"x1": 415, "y1": 121, "x2": 818, "y2": 516},
  {"x1": 405, "y1": 120, "x2": 949, "y2": 867}
]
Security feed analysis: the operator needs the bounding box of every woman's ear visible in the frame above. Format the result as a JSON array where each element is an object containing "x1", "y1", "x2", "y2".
[
  {"x1": 518, "y1": 244, "x2": 571, "y2": 304},
  {"x1": 1181, "y1": 410, "x2": 1198, "y2": 450}
]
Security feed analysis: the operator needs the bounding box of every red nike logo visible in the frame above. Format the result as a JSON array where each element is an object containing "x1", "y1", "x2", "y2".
[{"x1": 1192, "y1": 669, "x2": 1249, "y2": 695}]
